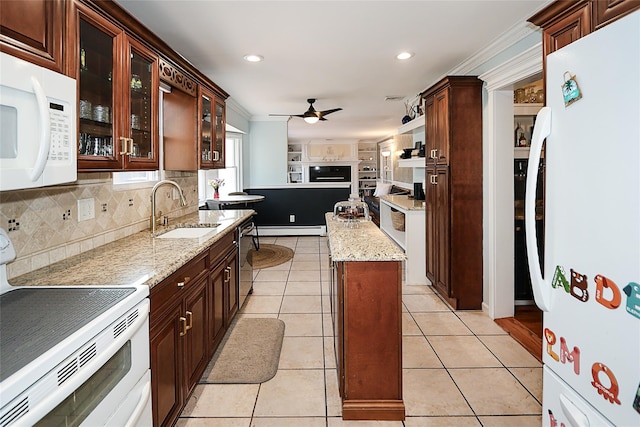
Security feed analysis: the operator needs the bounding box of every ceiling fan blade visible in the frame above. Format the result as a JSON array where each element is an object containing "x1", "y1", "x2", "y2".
[
  {"x1": 318, "y1": 107, "x2": 342, "y2": 116},
  {"x1": 319, "y1": 116, "x2": 328, "y2": 121},
  {"x1": 269, "y1": 114, "x2": 305, "y2": 118}
]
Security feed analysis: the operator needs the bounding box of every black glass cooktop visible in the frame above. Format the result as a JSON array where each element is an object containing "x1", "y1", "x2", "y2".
[{"x1": 0, "y1": 287, "x2": 134, "y2": 382}]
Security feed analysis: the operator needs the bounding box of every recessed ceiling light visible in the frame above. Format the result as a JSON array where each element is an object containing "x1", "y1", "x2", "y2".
[
  {"x1": 243, "y1": 54, "x2": 264, "y2": 62},
  {"x1": 396, "y1": 52, "x2": 414, "y2": 60}
]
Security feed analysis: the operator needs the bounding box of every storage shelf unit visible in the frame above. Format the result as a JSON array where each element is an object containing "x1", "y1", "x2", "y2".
[
  {"x1": 358, "y1": 142, "x2": 377, "y2": 197},
  {"x1": 379, "y1": 196, "x2": 427, "y2": 285},
  {"x1": 287, "y1": 143, "x2": 303, "y2": 183}
]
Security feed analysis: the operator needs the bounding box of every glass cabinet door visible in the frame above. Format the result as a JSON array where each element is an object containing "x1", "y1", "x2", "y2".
[
  {"x1": 199, "y1": 88, "x2": 214, "y2": 168},
  {"x1": 77, "y1": 4, "x2": 158, "y2": 171},
  {"x1": 124, "y1": 38, "x2": 158, "y2": 169},
  {"x1": 213, "y1": 97, "x2": 225, "y2": 168},
  {"x1": 78, "y1": 14, "x2": 122, "y2": 170}
]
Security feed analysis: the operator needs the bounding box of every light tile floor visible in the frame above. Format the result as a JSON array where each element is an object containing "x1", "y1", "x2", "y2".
[{"x1": 178, "y1": 236, "x2": 543, "y2": 427}]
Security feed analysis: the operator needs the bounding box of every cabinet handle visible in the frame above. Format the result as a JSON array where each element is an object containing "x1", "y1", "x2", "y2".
[
  {"x1": 431, "y1": 149, "x2": 438, "y2": 159},
  {"x1": 128, "y1": 138, "x2": 135, "y2": 155},
  {"x1": 119, "y1": 137, "x2": 129, "y2": 155},
  {"x1": 179, "y1": 316, "x2": 187, "y2": 336},
  {"x1": 212, "y1": 151, "x2": 220, "y2": 161},
  {"x1": 177, "y1": 276, "x2": 191, "y2": 288},
  {"x1": 224, "y1": 266, "x2": 231, "y2": 283},
  {"x1": 185, "y1": 311, "x2": 193, "y2": 331},
  {"x1": 430, "y1": 175, "x2": 438, "y2": 185}
]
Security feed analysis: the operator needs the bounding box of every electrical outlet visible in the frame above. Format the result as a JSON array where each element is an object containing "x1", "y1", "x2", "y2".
[
  {"x1": 78, "y1": 198, "x2": 95, "y2": 222},
  {"x1": 289, "y1": 214, "x2": 295, "y2": 223}
]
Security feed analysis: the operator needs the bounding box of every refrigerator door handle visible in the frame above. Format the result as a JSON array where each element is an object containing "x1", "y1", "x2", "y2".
[
  {"x1": 526, "y1": 106, "x2": 553, "y2": 311},
  {"x1": 559, "y1": 394, "x2": 590, "y2": 427}
]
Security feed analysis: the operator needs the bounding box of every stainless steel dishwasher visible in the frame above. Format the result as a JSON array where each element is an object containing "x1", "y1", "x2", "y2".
[{"x1": 238, "y1": 219, "x2": 256, "y2": 308}]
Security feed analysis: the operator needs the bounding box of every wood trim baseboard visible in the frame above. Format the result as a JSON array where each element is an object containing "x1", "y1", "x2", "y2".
[
  {"x1": 494, "y1": 317, "x2": 543, "y2": 363},
  {"x1": 342, "y1": 399, "x2": 405, "y2": 421}
]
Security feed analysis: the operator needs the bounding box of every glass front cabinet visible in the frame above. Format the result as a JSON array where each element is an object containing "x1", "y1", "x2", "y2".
[
  {"x1": 198, "y1": 87, "x2": 225, "y2": 169},
  {"x1": 76, "y1": 4, "x2": 158, "y2": 171}
]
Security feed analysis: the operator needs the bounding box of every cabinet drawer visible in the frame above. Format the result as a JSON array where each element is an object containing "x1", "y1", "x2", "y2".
[
  {"x1": 150, "y1": 252, "x2": 207, "y2": 321},
  {"x1": 208, "y1": 231, "x2": 237, "y2": 268}
]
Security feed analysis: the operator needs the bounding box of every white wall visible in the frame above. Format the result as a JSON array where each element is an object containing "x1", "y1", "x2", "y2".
[{"x1": 248, "y1": 119, "x2": 288, "y2": 186}]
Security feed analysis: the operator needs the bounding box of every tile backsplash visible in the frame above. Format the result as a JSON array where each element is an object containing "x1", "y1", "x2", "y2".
[{"x1": 0, "y1": 171, "x2": 198, "y2": 279}]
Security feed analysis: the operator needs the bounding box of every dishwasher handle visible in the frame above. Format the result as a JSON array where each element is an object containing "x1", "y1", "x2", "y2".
[{"x1": 241, "y1": 222, "x2": 255, "y2": 236}]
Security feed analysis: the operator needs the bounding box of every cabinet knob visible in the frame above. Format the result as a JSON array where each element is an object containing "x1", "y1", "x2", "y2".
[{"x1": 179, "y1": 316, "x2": 187, "y2": 336}]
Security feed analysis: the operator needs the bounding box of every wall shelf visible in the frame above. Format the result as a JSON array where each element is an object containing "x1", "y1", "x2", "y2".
[
  {"x1": 397, "y1": 114, "x2": 425, "y2": 135},
  {"x1": 398, "y1": 157, "x2": 425, "y2": 168}
]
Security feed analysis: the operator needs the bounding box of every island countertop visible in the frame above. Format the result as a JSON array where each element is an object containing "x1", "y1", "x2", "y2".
[
  {"x1": 9, "y1": 209, "x2": 254, "y2": 289},
  {"x1": 325, "y1": 212, "x2": 406, "y2": 262}
]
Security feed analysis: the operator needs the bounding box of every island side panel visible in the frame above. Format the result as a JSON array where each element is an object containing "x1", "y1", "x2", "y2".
[{"x1": 341, "y1": 260, "x2": 405, "y2": 421}]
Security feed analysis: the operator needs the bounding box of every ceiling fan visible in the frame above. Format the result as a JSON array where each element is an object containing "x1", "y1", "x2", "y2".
[{"x1": 270, "y1": 98, "x2": 342, "y2": 124}]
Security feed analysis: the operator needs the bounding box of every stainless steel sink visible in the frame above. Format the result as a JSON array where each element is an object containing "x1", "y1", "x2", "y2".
[{"x1": 156, "y1": 224, "x2": 219, "y2": 239}]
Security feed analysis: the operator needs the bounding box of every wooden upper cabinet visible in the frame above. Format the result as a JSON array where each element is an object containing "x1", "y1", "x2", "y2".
[
  {"x1": 213, "y1": 96, "x2": 226, "y2": 168},
  {"x1": 0, "y1": 0, "x2": 65, "y2": 73},
  {"x1": 544, "y1": 2, "x2": 592, "y2": 53},
  {"x1": 423, "y1": 87, "x2": 450, "y2": 166},
  {"x1": 594, "y1": 0, "x2": 640, "y2": 28},
  {"x1": 197, "y1": 86, "x2": 226, "y2": 169},
  {"x1": 530, "y1": 1, "x2": 640, "y2": 56},
  {"x1": 75, "y1": 2, "x2": 159, "y2": 172},
  {"x1": 199, "y1": 86, "x2": 216, "y2": 169}
]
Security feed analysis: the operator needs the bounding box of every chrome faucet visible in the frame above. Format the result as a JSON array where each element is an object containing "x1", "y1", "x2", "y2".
[{"x1": 151, "y1": 180, "x2": 187, "y2": 234}]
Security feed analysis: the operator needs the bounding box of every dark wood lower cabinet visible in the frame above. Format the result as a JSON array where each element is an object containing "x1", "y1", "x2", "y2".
[
  {"x1": 150, "y1": 304, "x2": 182, "y2": 427},
  {"x1": 331, "y1": 260, "x2": 404, "y2": 421},
  {"x1": 150, "y1": 232, "x2": 239, "y2": 427}
]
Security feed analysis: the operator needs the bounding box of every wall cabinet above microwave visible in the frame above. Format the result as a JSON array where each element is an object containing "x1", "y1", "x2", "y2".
[{"x1": 0, "y1": 0, "x2": 65, "y2": 74}]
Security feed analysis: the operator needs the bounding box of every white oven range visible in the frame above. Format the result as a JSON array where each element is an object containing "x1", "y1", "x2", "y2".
[{"x1": 0, "y1": 229, "x2": 152, "y2": 426}]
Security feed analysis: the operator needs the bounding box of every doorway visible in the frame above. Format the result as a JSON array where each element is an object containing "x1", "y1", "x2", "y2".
[{"x1": 479, "y1": 44, "x2": 544, "y2": 360}]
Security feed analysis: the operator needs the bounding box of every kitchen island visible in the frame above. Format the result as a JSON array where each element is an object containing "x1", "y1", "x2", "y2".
[{"x1": 325, "y1": 213, "x2": 406, "y2": 421}]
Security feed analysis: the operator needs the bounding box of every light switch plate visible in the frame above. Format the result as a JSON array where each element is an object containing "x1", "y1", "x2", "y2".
[{"x1": 78, "y1": 198, "x2": 95, "y2": 222}]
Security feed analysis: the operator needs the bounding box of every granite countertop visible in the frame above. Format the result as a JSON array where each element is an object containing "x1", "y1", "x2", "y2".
[
  {"x1": 380, "y1": 194, "x2": 426, "y2": 211},
  {"x1": 9, "y1": 209, "x2": 254, "y2": 289},
  {"x1": 325, "y1": 212, "x2": 406, "y2": 262}
]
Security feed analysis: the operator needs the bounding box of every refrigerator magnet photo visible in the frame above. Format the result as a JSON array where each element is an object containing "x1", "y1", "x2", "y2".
[{"x1": 562, "y1": 71, "x2": 583, "y2": 107}]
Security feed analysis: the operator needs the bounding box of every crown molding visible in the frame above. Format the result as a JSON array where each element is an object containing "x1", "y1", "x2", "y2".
[
  {"x1": 479, "y1": 42, "x2": 542, "y2": 91},
  {"x1": 450, "y1": 21, "x2": 540, "y2": 75},
  {"x1": 225, "y1": 97, "x2": 251, "y2": 121}
]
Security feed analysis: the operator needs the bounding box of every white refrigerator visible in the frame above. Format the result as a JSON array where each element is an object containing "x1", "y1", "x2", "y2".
[{"x1": 526, "y1": 10, "x2": 640, "y2": 427}]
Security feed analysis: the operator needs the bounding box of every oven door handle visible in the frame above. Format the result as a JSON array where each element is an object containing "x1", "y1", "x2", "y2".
[{"x1": 124, "y1": 377, "x2": 151, "y2": 427}]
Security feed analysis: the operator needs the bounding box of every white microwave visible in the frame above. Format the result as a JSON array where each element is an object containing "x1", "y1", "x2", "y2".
[{"x1": 0, "y1": 52, "x2": 77, "y2": 191}]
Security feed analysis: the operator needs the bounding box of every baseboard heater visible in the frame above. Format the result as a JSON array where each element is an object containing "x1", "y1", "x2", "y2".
[{"x1": 258, "y1": 226, "x2": 327, "y2": 236}]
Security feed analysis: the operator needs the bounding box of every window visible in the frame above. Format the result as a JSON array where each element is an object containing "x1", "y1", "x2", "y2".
[
  {"x1": 112, "y1": 170, "x2": 159, "y2": 189},
  {"x1": 198, "y1": 132, "x2": 243, "y2": 201}
]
